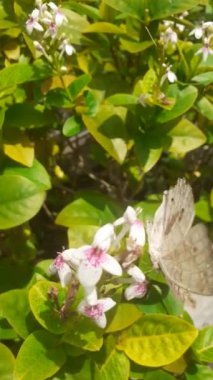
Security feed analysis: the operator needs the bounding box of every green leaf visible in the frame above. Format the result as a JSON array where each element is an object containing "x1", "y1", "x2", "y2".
[
  {"x1": 117, "y1": 314, "x2": 198, "y2": 367},
  {"x1": 0, "y1": 61, "x2": 51, "y2": 90},
  {"x1": 192, "y1": 72, "x2": 213, "y2": 85},
  {"x1": 134, "y1": 132, "x2": 163, "y2": 172},
  {"x1": 68, "y1": 225, "x2": 98, "y2": 248},
  {"x1": 4, "y1": 104, "x2": 54, "y2": 129},
  {"x1": 63, "y1": 319, "x2": 103, "y2": 351},
  {"x1": 192, "y1": 326, "x2": 213, "y2": 362},
  {"x1": 61, "y1": 8, "x2": 89, "y2": 44},
  {"x1": 3, "y1": 135, "x2": 34, "y2": 167},
  {"x1": 51, "y1": 357, "x2": 93, "y2": 380},
  {"x1": 29, "y1": 281, "x2": 66, "y2": 335},
  {"x1": 0, "y1": 319, "x2": 18, "y2": 340},
  {"x1": 14, "y1": 330, "x2": 66, "y2": 380},
  {"x1": 103, "y1": 0, "x2": 200, "y2": 20},
  {"x1": 106, "y1": 304, "x2": 142, "y2": 333},
  {"x1": 195, "y1": 194, "x2": 213, "y2": 222},
  {"x1": 120, "y1": 39, "x2": 153, "y2": 53},
  {"x1": 197, "y1": 97, "x2": 213, "y2": 121},
  {"x1": 95, "y1": 345, "x2": 130, "y2": 380},
  {"x1": 62, "y1": 116, "x2": 82, "y2": 137},
  {"x1": 83, "y1": 22, "x2": 125, "y2": 34},
  {"x1": 106, "y1": 94, "x2": 138, "y2": 106},
  {"x1": 144, "y1": 369, "x2": 176, "y2": 380},
  {"x1": 0, "y1": 258, "x2": 33, "y2": 292},
  {"x1": 82, "y1": 105, "x2": 127, "y2": 164},
  {"x1": 3, "y1": 160, "x2": 51, "y2": 191},
  {"x1": 185, "y1": 364, "x2": 213, "y2": 380},
  {"x1": 0, "y1": 343, "x2": 15, "y2": 380},
  {"x1": 68, "y1": 74, "x2": 91, "y2": 99},
  {"x1": 168, "y1": 118, "x2": 206, "y2": 155},
  {"x1": 0, "y1": 174, "x2": 46, "y2": 229},
  {"x1": 157, "y1": 85, "x2": 198, "y2": 123},
  {"x1": 0, "y1": 289, "x2": 36, "y2": 339},
  {"x1": 56, "y1": 192, "x2": 121, "y2": 227}
]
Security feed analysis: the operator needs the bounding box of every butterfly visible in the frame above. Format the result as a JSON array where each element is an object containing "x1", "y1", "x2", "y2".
[{"x1": 146, "y1": 178, "x2": 213, "y2": 300}]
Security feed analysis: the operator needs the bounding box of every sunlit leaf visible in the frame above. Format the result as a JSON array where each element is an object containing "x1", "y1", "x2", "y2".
[
  {"x1": 117, "y1": 314, "x2": 198, "y2": 367},
  {"x1": 168, "y1": 118, "x2": 206, "y2": 155},
  {"x1": 63, "y1": 318, "x2": 103, "y2": 351},
  {"x1": 83, "y1": 22, "x2": 125, "y2": 34},
  {"x1": 192, "y1": 326, "x2": 213, "y2": 363},
  {"x1": 29, "y1": 281, "x2": 66, "y2": 334},
  {"x1": 14, "y1": 330, "x2": 66, "y2": 380},
  {"x1": 106, "y1": 304, "x2": 142, "y2": 333},
  {"x1": 0, "y1": 174, "x2": 46, "y2": 229},
  {"x1": 0, "y1": 343, "x2": 15, "y2": 380}
]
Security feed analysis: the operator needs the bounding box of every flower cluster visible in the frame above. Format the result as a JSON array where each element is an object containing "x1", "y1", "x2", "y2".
[
  {"x1": 26, "y1": 1, "x2": 75, "y2": 64},
  {"x1": 190, "y1": 22, "x2": 213, "y2": 61},
  {"x1": 50, "y1": 206, "x2": 147, "y2": 328}
]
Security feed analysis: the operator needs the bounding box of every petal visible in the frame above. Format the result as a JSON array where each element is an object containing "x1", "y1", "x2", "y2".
[
  {"x1": 77, "y1": 299, "x2": 87, "y2": 315},
  {"x1": 62, "y1": 246, "x2": 88, "y2": 267},
  {"x1": 101, "y1": 254, "x2": 122, "y2": 276},
  {"x1": 93, "y1": 224, "x2": 115, "y2": 250},
  {"x1": 127, "y1": 220, "x2": 146, "y2": 250},
  {"x1": 98, "y1": 297, "x2": 116, "y2": 312},
  {"x1": 58, "y1": 263, "x2": 72, "y2": 287},
  {"x1": 78, "y1": 262, "x2": 102, "y2": 287},
  {"x1": 124, "y1": 284, "x2": 139, "y2": 300},
  {"x1": 85, "y1": 286, "x2": 98, "y2": 305},
  {"x1": 65, "y1": 44, "x2": 75, "y2": 56},
  {"x1": 48, "y1": 2, "x2": 58, "y2": 11},
  {"x1": 127, "y1": 265, "x2": 146, "y2": 282},
  {"x1": 123, "y1": 206, "x2": 137, "y2": 224},
  {"x1": 31, "y1": 9, "x2": 40, "y2": 18},
  {"x1": 95, "y1": 314, "x2": 107, "y2": 329},
  {"x1": 34, "y1": 22, "x2": 44, "y2": 32}
]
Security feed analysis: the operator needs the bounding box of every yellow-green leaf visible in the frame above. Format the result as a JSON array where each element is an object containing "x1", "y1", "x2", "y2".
[
  {"x1": 83, "y1": 22, "x2": 125, "y2": 34},
  {"x1": 168, "y1": 118, "x2": 206, "y2": 155},
  {"x1": 0, "y1": 343, "x2": 15, "y2": 380},
  {"x1": 106, "y1": 304, "x2": 143, "y2": 333},
  {"x1": 192, "y1": 326, "x2": 213, "y2": 363},
  {"x1": 117, "y1": 314, "x2": 198, "y2": 367},
  {"x1": 3, "y1": 135, "x2": 34, "y2": 167}
]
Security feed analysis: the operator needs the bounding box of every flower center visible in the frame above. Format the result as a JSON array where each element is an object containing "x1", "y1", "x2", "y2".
[
  {"x1": 135, "y1": 282, "x2": 147, "y2": 296},
  {"x1": 53, "y1": 255, "x2": 64, "y2": 269},
  {"x1": 85, "y1": 247, "x2": 105, "y2": 267},
  {"x1": 84, "y1": 303, "x2": 104, "y2": 319}
]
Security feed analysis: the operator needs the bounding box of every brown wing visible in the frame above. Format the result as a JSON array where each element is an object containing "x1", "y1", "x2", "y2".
[
  {"x1": 160, "y1": 223, "x2": 213, "y2": 296},
  {"x1": 147, "y1": 178, "x2": 195, "y2": 260}
]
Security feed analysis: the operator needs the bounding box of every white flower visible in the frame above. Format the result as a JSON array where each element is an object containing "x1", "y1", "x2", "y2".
[
  {"x1": 196, "y1": 37, "x2": 213, "y2": 61},
  {"x1": 114, "y1": 206, "x2": 145, "y2": 251},
  {"x1": 59, "y1": 39, "x2": 75, "y2": 56},
  {"x1": 49, "y1": 253, "x2": 72, "y2": 287},
  {"x1": 48, "y1": 2, "x2": 67, "y2": 26},
  {"x1": 160, "y1": 27, "x2": 178, "y2": 46},
  {"x1": 124, "y1": 265, "x2": 147, "y2": 301},
  {"x1": 63, "y1": 224, "x2": 122, "y2": 288},
  {"x1": 43, "y1": 21, "x2": 57, "y2": 38},
  {"x1": 127, "y1": 219, "x2": 146, "y2": 251},
  {"x1": 78, "y1": 297, "x2": 116, "y2": 328},
  {"x1": 26, "y1": 9, "x2": 44, "y2": 34},
  {"x1": 166, "y1": 67, "x2": 177, "y2": 83},
  {"x1": 189, "y1": 25, "x2": 203, "y2": 39}
]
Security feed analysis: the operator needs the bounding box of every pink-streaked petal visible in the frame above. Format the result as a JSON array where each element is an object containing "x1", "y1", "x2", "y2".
[
  {"x1": 98, "y1": 297, "x2": 116, "y2": 312},
  {"x1": 84, "y1": 286, "x2": 98, "y2": 305},
  {"x1": 93, "y1": 224, "x2": 115, "y2": 250},
  {"x1": 78, "y1": 262, "x2": 102, "y2": 287},
  {"x1": 127, "y1": 265, "x2": 146, "y2": 282},
  {"x1": 124, "y1": 283, "x2": 147, "y2": 301},
  {"x1": 95, "y1": 314, "x2": 107, "y2": 329},
  {"x1": 101, "y1": 254, "x2": 122, "y2": 276},
  {"x1": 58, "y1": 263, "x2": 72, "y2": 287},
  {"x1": 55, "y1": 12, "x2": 67, "y2": 26}
]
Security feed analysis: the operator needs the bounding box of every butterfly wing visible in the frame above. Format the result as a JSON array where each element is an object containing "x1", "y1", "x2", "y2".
[
  {"x1": 147, "y1": 178, "x2": 195, "y2": 265},
  {"x1": 160, "y1": 223, "x2": 213, "y2": 296}
]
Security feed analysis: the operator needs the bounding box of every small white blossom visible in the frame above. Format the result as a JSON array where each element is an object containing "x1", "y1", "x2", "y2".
[
  {"x1": 48, "y1": 2, "x2": 67, "y2": 26},
  {"x1": 196, "y1": 37, "x2": 213, "y2": 61},
  {"x1": 189, "y1": 25, "x2": 204, "y2": 39},
  {"x1": 124, "y1": 265, "x2": 147, "y2": 301},
  {"x1": 160, "y1": 27, "x2": 178, "y2": 47},
  {"x1": 49, "y1": 253, "x2": 72, "y2": 287},
  {"x1": 59, "y1": 39, "x2": 75, "y2": 56},
  {"x1": 78, "y1": 297, "x2": 116, "y2": 328},
  {"x1": 26, "y1": 9, "x2": 44, "y2": 34}
]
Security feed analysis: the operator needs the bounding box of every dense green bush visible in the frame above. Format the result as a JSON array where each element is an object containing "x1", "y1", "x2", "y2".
[{"x1": 0, "y1": 1, "x2": 212, "y2": 379}]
